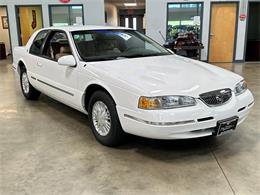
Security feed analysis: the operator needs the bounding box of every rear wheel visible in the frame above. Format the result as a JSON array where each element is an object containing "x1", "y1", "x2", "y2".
[
  {"x1": 88, "y1": 91, "x2": 126, "y2": 146},
  {"x1": 20, "y1": 67, "x2": 41, "y2": 100}
]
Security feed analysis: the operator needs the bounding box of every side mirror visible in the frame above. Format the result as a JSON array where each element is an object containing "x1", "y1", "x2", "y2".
[
  {"x1": 58, "y1": 55, "x2": 76, "y2": 67},
  {"x1": 167, "y1": 48, "x2": 174, "y2": 54}
]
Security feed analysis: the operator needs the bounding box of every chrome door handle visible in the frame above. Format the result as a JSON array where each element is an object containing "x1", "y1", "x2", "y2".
[
  {"x1": 210, "y1": 33, "x2": 215, "y2": 36},
  {"x1": 37, "y1": 62, "x2": 42, "y2": 66}
]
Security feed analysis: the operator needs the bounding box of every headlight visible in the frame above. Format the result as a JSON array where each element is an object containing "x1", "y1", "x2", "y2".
[
  {"x1": 138, "y1": 96, "x2": 196, "y2": 110},
  {"x1": 234, "y1": 80, "x2": 247, "y2": 96}
]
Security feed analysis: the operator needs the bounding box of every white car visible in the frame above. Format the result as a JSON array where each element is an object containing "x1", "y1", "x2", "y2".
[{"x1": 13, "y1": 26, "x2": 254, "y2": 146}]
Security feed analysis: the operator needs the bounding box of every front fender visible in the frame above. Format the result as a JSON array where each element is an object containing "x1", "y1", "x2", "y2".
[
  {"x1": 81, "y1": 79, "x2": 140, "y2": 113},
  {"x1": 81, "y1": 79, "x2": 119, "y2": 111},
  {"x1": 15, "y1": 58, "x2": 27, "y2": 75}
]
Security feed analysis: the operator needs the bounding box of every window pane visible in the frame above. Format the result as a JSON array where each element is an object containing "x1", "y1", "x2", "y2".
[
  {"x1": 29, "y1": 30, "x2": 49, "y2": 55},
  {"x1": 43, "y1": 32, "x2": 71, "y2": 61},
  {"x1": 72, "y1": 30, "x2": 170, "y2": 61},
  {"x1": 167, "y1": 3, "x2": 203, "y2": 41},
  {"x1": 70, "y1": 6, "x2": 83, "y2": 25},
  {"x1": 125, "y1": 18, "x2": 129, "y2": 28},
  {"x1": 50, "y1": 5, "x2": 83, "y2": 26},
  {"x1": 133, "y1": 17, "x2": 137, "y2": 30},
  {"x1": 51, "y1": 6, "x2": 70, "y2": 26}
]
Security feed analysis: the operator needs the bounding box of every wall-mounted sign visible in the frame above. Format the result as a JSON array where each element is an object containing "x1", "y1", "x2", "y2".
[
  {"x1": 193, "y1": 16, "x2": 200, "y2": 25},
  {"x1": 240, "y1": 13, "x2": 246, "y2": 21},
  {"x1": 31, "y1": 10, "x2": 37, "y2": 29},
  {"x1": 59, "y1": 0, "x2": 71, "y2": 3},
  {"x1": 1, "y1": 16, "x2": 8, "y2": 29},
  {"x1": 75, "y1": 17, "x2": 83, "y2": 25}
]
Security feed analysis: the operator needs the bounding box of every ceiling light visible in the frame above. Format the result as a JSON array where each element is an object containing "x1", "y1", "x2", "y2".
[{"x1": 124, "y1": 3, "x2": 137, "y2": 7}]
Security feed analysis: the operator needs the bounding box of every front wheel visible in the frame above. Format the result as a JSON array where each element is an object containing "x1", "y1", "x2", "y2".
[
  {"x1": 20, "y1": 67, "x2": 41, "y2": 100},
  {"x1": 88, "y1": 91, "x2": 126, "y2": 147}
]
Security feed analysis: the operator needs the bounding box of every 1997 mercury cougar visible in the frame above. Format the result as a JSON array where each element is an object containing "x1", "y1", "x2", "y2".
[{"x1": 13, "y1": 26, "x2": 254, "y2": 146}]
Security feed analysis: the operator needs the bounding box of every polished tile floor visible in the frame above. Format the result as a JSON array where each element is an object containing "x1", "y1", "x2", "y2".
[{"x1": 0, "y1": 58, "x2": 259, "y2": 195}]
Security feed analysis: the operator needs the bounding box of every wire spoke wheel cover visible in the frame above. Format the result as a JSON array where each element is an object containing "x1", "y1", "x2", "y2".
[
  {"x1": 92, "y1": 101, "x2": 111, "y2": 136},
  {"x1": 22, "y1": 72, "x2": 30, "y2": 94}
]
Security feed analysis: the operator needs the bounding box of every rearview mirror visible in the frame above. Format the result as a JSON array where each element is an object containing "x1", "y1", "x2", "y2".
[{"x1": 58, "y1": 55, "x2": 76, "y2": 67}]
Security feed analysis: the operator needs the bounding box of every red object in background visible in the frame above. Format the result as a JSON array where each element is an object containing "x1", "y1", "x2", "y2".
[
  {"x1": 31, "y1": 10, "x2": 37, "y2": 29},
  {"x1": 127, "y1": 9, "x2": 134, "y2": 15},
  {"x1": 240, "y1": 13, "x2": 247, "y2": 21},
  {"x1": 60, "y1": 0, "x2": 70, "y2": 3}
]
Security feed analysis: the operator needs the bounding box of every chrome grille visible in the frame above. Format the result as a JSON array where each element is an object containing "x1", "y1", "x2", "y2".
[{"x1": 199, "y1": 88, "x2": 232, "y2": 106}]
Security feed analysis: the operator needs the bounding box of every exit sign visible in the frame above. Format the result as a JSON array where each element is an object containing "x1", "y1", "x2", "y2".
[{"x1": 60, "y1": 0, "x2": 70, "y2": 3}]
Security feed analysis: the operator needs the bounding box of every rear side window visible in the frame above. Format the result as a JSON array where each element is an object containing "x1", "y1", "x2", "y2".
[{"x1": 29, "y1": 30, "x2": 49, "y2": 55}]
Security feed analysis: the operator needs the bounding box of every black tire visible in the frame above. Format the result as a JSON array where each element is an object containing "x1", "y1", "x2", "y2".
[
  {"x1": 88, "y1": 91, "x2": 126, "y2": 147},
  {"x1": 20, "y1": 66, "x2": 41, "y2": 100}
]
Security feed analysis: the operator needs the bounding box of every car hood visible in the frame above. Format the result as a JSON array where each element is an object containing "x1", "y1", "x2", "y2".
[{"x1": 88, "y1": 55, "x2": 242, "y2": 97}]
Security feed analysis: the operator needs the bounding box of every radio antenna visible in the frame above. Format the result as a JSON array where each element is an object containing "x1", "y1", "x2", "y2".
[{"x1": 159, "y1": 31, "x2": 166, "y2": 43}]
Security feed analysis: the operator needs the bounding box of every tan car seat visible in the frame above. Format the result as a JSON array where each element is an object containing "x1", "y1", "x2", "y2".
[{"x1": 55, "y1": 46, "x2": 71, "y2": 60}]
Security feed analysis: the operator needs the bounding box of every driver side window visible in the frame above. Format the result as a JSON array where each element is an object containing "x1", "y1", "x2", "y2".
[
  {"x1": 42, "y1": 31, "x2": 72, "y2": 61},
  {"x1": 30, "y1": 30, "x2": 49, "y2": 55}
]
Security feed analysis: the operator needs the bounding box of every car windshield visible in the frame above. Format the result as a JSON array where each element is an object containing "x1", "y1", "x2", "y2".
[{"x1": 72, "y1": 29, "x2": 171, "y2": 62}]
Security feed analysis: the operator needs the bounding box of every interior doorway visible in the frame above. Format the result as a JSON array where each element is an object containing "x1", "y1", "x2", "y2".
[
  {"x1": 104, "y1": 0, "x2": 146, "y2": 34},
  {"x1": 16, "y1": 5, "x2": 43, "y2": 46},
  {"x1": 119, "y1": 10, "x2": 145, "y2": 33},
  {"x1": 0, "y1": 6, "x2": 11, "y2": 59},
  {"x1": 245, "y1": 2, "x2": 260, "y2": 62},
  {"x1": 208, "y1": 3, "x2": 238, "y2": 63}
]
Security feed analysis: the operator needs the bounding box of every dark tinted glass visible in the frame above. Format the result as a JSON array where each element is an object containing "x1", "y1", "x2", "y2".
[
  {"x1": 72, "y1": 30, "x2": 170, "y2": 62},
  {"x1": 30, "y1": 30, "x2": 49, "y2": 55}
]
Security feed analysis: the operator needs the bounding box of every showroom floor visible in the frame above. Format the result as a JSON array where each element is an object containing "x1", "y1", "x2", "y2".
[{"x1": 0, "y1": 58, "x2": 259, "y2": 195}]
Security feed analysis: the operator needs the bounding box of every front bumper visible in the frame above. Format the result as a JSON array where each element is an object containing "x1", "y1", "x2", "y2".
[{"x1": 117, "y1": 90, "x2": 254, "y2": 139}]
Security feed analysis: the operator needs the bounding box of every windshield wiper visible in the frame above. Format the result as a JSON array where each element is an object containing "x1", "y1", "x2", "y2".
[
  {"x1": 83, "y1": 56, "x2": 120, "y2": 62},
  {"x1": 83, "y1": 53, "x2": 169, "y2": 62}
]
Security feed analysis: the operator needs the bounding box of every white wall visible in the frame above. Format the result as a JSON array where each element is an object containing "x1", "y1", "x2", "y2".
[
  {"x1": 0, "y1": 6, "x2": 10, "y2": 55},
  {"x1": 85, "y1": 0, "x2": 105, "y2": 25},
  {"x1": 105, "y1": 3, "x2": 118, "y2": 26},
  {"x1": 146, "y1": 0, "x2": 251, "y2": 61},
  {"x1": 0, "y1": 0, "x2": 105, "y2": 51}
]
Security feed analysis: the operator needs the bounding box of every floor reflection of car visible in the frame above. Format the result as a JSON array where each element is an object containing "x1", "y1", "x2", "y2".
[{"x1": 13, "y1": 26, "x2": 254, "y2": 147}]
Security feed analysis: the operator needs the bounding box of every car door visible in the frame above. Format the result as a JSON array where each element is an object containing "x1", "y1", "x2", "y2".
[
  {"x1": 27, "y1": 30, "x2": 50, "y2": 88},
  {"x1": 35, "y1": 30, "x2": 81, "y2": 109}
]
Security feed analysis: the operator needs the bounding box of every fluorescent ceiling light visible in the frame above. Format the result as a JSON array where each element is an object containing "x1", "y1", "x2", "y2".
[{"x1": 124, "y1": 3, "x2": 137, "y2": 7}]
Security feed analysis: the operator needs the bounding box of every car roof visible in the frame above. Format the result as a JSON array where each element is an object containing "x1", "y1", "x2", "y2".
[{"x1": 43, "y1": 25, "x2": 133, "y2": 32}]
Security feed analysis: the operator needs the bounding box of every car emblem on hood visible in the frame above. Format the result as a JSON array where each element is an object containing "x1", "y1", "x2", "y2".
[
  {"x1": 216, "y1": 89, "x2": 229, "y2": 103},
  {"x1": 216, "y1": 95, "x2": 224, "y2": 103}
]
